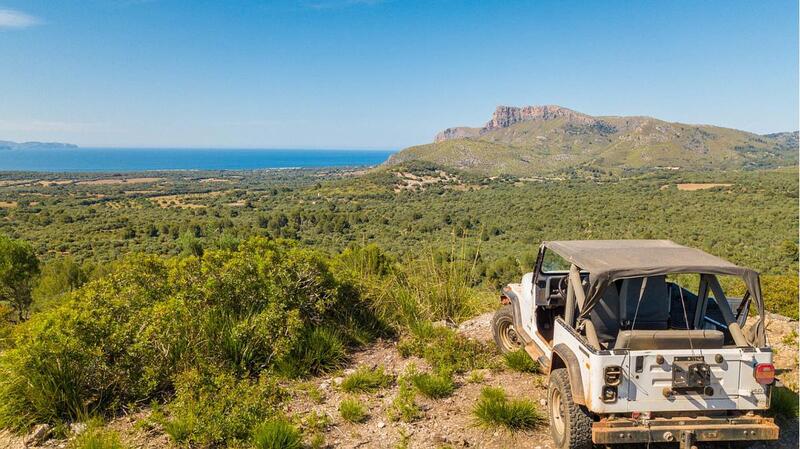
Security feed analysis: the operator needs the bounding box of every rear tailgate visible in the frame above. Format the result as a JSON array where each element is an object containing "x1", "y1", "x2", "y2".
[{"x1": 623, "y1": 348, "x2": 772, "y2": 412}]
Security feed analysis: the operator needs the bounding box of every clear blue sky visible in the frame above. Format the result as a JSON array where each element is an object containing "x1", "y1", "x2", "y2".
[{"x1": 0, "y1": 0, "x2": 797, "y2": 148}]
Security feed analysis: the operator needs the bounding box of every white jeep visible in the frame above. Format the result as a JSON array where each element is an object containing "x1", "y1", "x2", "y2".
[{"x1": 492, "y1": 240, "x2": 779, "y2": 449}]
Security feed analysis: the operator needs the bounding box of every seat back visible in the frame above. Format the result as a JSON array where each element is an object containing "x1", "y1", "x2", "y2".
[
  {"x1": 619, "y1": 276, "x2": 670, "y2": 330},
  {"x1": 614, "y1": 329, "x2": 724, "y2": 350}
]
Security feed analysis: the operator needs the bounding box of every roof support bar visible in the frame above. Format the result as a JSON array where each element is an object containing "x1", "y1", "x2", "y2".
[
  {"x1": 565, "y1": 268, "x2": 575, "y2": 328},
  {"x1": 694, "y1": 275, "x2": 710, "y2": 329},
  {"x1": 566, "y1": 264, "x2": 601, "y2": 350},
  {"x1": 569, "y1": 264, "x2": 586, "y2": 310},
  {"x1": 706, "y1": 275, "x2": 749, "y2": 347}
]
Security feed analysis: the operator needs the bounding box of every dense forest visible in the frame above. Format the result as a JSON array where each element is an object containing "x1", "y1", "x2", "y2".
[{"x1": 0, "y1": 164, "x2": 797, "y2": 448}]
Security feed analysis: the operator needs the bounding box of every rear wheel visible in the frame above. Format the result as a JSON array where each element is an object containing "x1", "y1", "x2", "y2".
[
  {"x1": 548, "y1": 368, "x2": 593, "y2": 449},
  {"x1": 492, "y1": 305, "x2": 524, "y2": 353}
]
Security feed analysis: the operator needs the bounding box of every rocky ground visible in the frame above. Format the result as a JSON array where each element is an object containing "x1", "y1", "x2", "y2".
[{"x1": 1, "y1": 312, "x2": 797, "y2": 449}]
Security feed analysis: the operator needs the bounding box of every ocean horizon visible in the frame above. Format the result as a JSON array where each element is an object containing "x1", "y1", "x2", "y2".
[{"x1": 0, "y1": 147, "x2": 396, "y2": 172}]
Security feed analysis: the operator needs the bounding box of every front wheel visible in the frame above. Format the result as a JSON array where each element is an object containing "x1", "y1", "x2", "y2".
[
  {"x1": 492, "y1": 305, "x2": 524, "y2": 353},
  {"x1": 548, "y1": 368, "x2": 593, "y2": 449}
]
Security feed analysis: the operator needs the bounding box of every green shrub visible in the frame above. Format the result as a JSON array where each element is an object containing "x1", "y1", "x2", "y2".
[
  {"x1": 473, "y1": 387, "x2": 544, "y2": 431},
  {"x1": 760, "y1": 275, "x2": 798, "y2": 320},
  {"x1": 782, "y1": 330, "x2": 798, "y2": 346},
  {"x1": 68, "y1": 427, "x2": 127, "y2": 449},
  {"x1": 503, "y1": 349, "x2": 539, "y2": 373},
  {"x1": 410, "y1": 370, "x2": 455, "y2": 399},
  {"x1": 162, "y1": 415, "x2": 194, "y2": 446},
  {"x1": 715, "y1": 273, "x2": 798, "y2": 320},
  {"x1": 346, "y1": 244, "x2": 490, "y2": 329},
  {"x1": 338, "y1": 398, "x2": 368, "y2": 423},
  {"x1": 277, "y1": 327, "x2": 348, "y2": 378},
  {"x1": 398, "y1": 323, "x2": 498, "y2": 373},
  {"x1": 340, "y1": 366, "x2": 393, "y2": 393},
  {"x1": 251, "y1": 418, "x2": 302, "y2": 449},
  {"x1": 161, "y1": 369, "x2": 286, "y2": 447},
  {"x1": 301, "y1": 411, "x2": 330, "y2": 449},
  {"x1": 334, "y1": 244, "x2": 395, "y2": 278},
  {"x1": 466, "y1": 370, "x2": 486, "y2": 384},
  {"x1": 388, "y1": 374, "x2": 421, "y2": 423},
  {"x1": 0, "y1": 239, "x2": 378, "y2": 430},
  {"x1": 771, "y1": 385, "x2": 799, "y2": 418}
]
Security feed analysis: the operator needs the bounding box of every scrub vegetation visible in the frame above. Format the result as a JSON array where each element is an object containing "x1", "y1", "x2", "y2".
[
  {"x1": 504, "y1": 349, "x2": 540, "y2": 373},
  {"x1": 338, "y1": 398, "x2": 368, "y2": 423},
  {"x1": 473, "y1": 386, "x2": 545, "y2": 431},
  {"x1": 0, "y1": 164, "x2": 796, "y2": 446}
]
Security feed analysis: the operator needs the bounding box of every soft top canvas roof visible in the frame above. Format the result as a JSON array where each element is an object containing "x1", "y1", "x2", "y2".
[
  {"x1": 543, "y1": 240, "x2": 766, "y2": 346},
  {"x1": 544, "y1": 240, "x2": 757, "y2": 280}
]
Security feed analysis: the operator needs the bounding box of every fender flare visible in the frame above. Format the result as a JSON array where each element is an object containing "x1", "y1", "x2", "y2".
[
  {"x1": 550, "y1": 343, "x2": 586, "y2": 405},
  {"x1": 500, "y1": 288, "x2": 532, "y2": 344}
]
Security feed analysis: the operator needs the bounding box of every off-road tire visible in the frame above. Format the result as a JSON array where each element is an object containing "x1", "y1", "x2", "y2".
[
  {"x1": 548, "y1": 368, "x2": 593, "y2": 449},
  {"x1": 492, "y1": 305, "x2": 523, "y2": 353}
]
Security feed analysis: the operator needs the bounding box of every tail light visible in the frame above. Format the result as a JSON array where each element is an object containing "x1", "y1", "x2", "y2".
[
  {"x1": 604, "y1": 366, "x2": 622, "y2": 386},
  {"x1": 754, "y1": 363, "x2": 775, "y2": 385}
]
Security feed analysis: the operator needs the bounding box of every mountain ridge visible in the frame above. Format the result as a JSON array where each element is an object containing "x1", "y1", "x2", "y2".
[{"x1": 392, "y1": 105, "x2": 798, "y2": 176}]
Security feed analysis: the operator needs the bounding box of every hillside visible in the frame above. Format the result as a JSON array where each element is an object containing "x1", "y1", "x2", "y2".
[{"x1": 388, "y1": 105, "x2": 799, "y2": 176}]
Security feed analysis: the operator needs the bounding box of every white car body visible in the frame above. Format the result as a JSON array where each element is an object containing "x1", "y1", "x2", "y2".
[{"x1": 496, "y1": 241, "x2": 779, "y2": 448}]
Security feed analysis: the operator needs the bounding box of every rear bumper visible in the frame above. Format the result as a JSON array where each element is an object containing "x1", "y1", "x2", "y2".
[{"x1": 592, "y1": 415, "x2": 779, "y2": 445}]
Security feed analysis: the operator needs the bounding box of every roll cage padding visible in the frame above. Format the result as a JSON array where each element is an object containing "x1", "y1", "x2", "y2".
[{"x1": 551, "y1": 343, "x2": 585, "y2": 405}]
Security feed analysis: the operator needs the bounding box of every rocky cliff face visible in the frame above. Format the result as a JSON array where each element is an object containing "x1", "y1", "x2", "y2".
[
  {"x1": 483, "y1": 105, "x2": 598, "y2": 130},
  {"x1": 434, "y1": 105, "x2": 608, "y2": 142}
]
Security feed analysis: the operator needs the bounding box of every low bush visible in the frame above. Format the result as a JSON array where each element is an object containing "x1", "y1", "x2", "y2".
[
  {"x1": 398, "y1": 322, "x2": 498, "y2": 373},
  {"x1": 277, "y1": 327, "x2": 348, "y2": 378},
  {"x1": 0, "y1": 239, "x2": 379, "y2": 431},
  {"x1": 251, "y1": 418, "x2": 302, "y2": 449},
  {"x1": 781, "y1": 330, "x2": 798, "y2": 346},
  {"x1": 473, "y1": 387, "x2": 544, "y2": 431},
  {"x1": 338, "y1": 398, "x2": 368, "y2": 423},
  {"x1": 341, "y1": 244, "x2": 491, "y2": 328},
  {"x1": 160, "y1": 369, "x2": 286, "y2": 447},
  {"x1": 760, "y1": 275, "x2": 798, "y2": 320},
  {"x1": 68, "y1": 427, "x2": 128, "y2": 449},
  {"x1": 503, "y1": 349, "x2": 539, "y2": 373},
  {"x1": 300, "y1": 411, "x2": 330, "y2": 449},
  {"x1": 466, "y1": 370, "x2": 486, "y2": 384},
  {"x1": 770, "y1": 385, "x2": 799, "y2": 419},
  {"x1": 410, "y1": 370, "x2": 455, "y2": 399},
  {"x1": 340, "y1": 366, "x2": 393, "y2": 393},
  {"x1": 388, "y1": 373, "x2": 421, "y2": 423}
]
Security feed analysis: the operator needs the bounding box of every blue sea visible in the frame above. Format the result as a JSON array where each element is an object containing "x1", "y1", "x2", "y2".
[{"x1": 0, "y1": 147, "x2": 396, "y2": 172}]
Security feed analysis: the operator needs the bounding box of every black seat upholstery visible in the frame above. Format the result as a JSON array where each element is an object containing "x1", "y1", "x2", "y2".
[
  {"x1": 619, "y1": 276, "x2": 670, "y2": 330},
  {"x1": 590, "y1": 276, "x2": 671, "y2": 348}
]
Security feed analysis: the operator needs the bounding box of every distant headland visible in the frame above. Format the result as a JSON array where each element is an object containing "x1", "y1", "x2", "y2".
[{"x1": 0, "y1": 140, "x2": 79, "y2": 150}]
